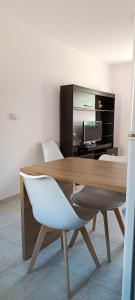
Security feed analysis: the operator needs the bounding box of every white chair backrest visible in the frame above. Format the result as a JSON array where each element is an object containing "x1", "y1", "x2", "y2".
[
  {"x1": 20, "y1": 173, "x2": 86, "y2": 230},
  {"x1": 41, "y1": 140, "x2": 63, "y2": 162},
  {"x1": 99, "y1": 154, "x2": 127, "y2": 163}
]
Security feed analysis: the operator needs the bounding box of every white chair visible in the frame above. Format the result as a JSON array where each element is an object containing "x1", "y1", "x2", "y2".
[
  {"x1": 41, "y1": 140, "x2": 64, "y2": 162},
  {"x1": 41, "y1": 140, "x2": 86, "y2": 250},
  {"x1": 20, "y1": 172, "x2": 100, "y2": 300},
  {"x1": 99, "y1": 154, "x2": 127, "y2": 163},
  {"x1": 41, "y1": 140, "x2": 85, "y2": 192},
  {"x1": 70, "y1": 154, "x2": 126, "y2": 262}
]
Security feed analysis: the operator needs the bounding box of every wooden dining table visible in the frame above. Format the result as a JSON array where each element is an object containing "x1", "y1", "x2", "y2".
[{"x1": 20, "y1": 157, "x2": 127, "y2": 260}]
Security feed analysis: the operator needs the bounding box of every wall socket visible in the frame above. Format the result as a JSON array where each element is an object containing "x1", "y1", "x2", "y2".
[{"x1": 9, "y1": 113, "x2": 20, "y2": 120}]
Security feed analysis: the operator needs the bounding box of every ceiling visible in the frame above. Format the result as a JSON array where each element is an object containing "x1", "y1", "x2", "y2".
[{"x1": 0, "y1": 0, "x2": 135, "y2": 64}]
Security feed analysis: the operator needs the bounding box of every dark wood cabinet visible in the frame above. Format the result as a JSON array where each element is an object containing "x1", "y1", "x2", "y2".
[{"x1": 60, "y1": 84, "x2": 116, "y2": 159}]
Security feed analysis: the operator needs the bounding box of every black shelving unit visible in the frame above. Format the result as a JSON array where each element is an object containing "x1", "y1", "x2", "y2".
[{"x1": 60, "y1": 84, "x2": 116, "y2": 158}]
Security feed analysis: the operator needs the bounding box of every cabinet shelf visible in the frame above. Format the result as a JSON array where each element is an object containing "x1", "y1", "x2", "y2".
[
  {"x1": 73, "y1": 108, "x2": 114, "y2": 112},
  {"x1": 102, "y1": 134, "x2": 113, "y2": 136},
  {"x1": 102, "y1": 122, "x2": 114, "y2": 125},
  {"x1": 94, "y1": 152, "x2": 106, "y2": 157},
  {"x1": 73, "y1": 107, "x2": 95, "y2": 111},
  {"x1": 95, "y1": 109, "x2": 114, "y2": 112}
]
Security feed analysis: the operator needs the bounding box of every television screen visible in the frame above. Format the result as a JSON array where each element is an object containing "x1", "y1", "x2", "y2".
[{"x1": 83, "y1": 121, "x2": 102, "y2": 143}]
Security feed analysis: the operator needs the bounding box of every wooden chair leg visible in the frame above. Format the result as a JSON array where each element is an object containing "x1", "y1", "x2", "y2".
[
  {"x1": 27, "y1": 225, "x2": 46, "y2": 274},
  {"x1": 92, "y1": 215, "x2": 97, "y2": 231},
  {"x1": 101, "y1": 210, "x2": 111, "y2": 262},
  {"x1": 68, "y1": 229, "x2": 79, "y2": 247},
  {"x1": 62, "y1": 231, "x2": 71, "y2": 300},
  {"x1": 80, "y1": 227, "x2": 101, "y2": 268},
  {"x1": 61, "y1": 235, "x2": 64, "y2": 250},
  {"x1": 114, "y1": 208, "x2": 125, "y2": 236}
]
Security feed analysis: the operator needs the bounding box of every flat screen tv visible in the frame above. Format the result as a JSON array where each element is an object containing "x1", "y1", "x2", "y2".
[{"x1": 83, "y1": 121, "x2": 102, "y2": 144}]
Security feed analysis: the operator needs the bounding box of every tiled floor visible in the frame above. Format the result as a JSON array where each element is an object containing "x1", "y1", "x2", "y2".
[{"x1": 0, "y1": 197, "x2": 124, "y2": 299}]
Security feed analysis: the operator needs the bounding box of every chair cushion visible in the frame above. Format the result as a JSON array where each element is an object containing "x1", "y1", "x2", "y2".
[
  {"x1": 71, "y1": 186, "x2": 126, "y2": 210},
  {"x1": 73, "y1": 204, "x2": 98, "y2": 221}
]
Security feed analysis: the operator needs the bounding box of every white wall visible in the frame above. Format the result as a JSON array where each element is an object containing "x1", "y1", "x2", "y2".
[
  {"x1": 0, "y1": 13, "x2": 111, "y2": 200},
  {"x1": 111, "y1": 63, "x2": 132, "y2": 155}
]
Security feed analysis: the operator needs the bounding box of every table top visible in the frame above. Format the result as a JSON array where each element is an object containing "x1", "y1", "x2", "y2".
[{"x1": 20, "y1": 157, "x2": 127, "y2": 193}]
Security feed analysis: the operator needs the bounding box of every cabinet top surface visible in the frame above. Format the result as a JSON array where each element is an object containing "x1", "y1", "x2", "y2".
[
  {"x1": 21, "y1": 157, "x2": 126, "y2": 193},
  {"x1": 60, "y1": 84, "x2": 115, "y2": 99}
]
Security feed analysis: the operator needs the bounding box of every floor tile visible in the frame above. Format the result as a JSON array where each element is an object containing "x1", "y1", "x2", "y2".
[
  {"x1": 28, "y1": 263, "x2": 87, "y2": 300},
  {"x1": 94, "y1": 211, "x2": 124, "y2": 243},
  {"x1": 39, "y1": 232, "x2": 122, "y2": 282},
  {"x1": 0, "y1": 236, "x2": 16, "y2": 252},
  {"x1": 0, "y1": 237, "x2": 22, "y2": 272},
  {"x1": 73, "y1": 280, "x2": 121, "y2": 300},
  {"x1": 0, "y1": 221, "x2": 21, "y2": 244},
  {"x1": 7, "y1": 198, "x2": 21, "y2": 209},
  {"x1": 0, "y1": 204, "x2": 21, "y2": 220},
  {"x1": 91, "y1": 250, "x2": 123, "y2": 295},
  {"x1": 0, "y1": 256, "x2": 49, "y2": 300},
  {"x1": 0, "y1": 212, "x2": 14, "y2": 230}
]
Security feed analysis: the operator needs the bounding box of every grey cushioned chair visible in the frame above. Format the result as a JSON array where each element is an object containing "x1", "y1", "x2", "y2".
[{"x1": 70, "y1": 154, "x2": 126, "y2": 262}]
